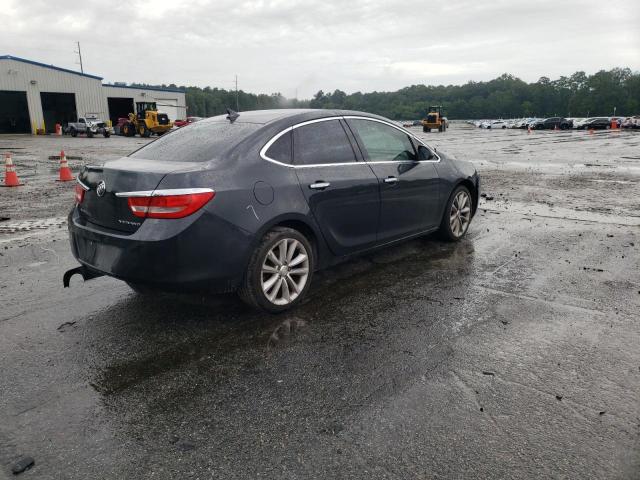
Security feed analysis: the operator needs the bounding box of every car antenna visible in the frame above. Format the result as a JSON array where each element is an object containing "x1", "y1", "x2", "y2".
[{"x1": 226, "y1": 108, "x2": 240, "y2": 123}]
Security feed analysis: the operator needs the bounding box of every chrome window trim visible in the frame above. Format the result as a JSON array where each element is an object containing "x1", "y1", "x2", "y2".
[
  {"x1": 260, "y1": 115, "x2": 440, "y2": 168},
  {"x1": 115, "y1": 188, "x2": 214, "y2": 198},
  {"x1": 76, "y1": 176, "x2": 90, "y2": 191}
]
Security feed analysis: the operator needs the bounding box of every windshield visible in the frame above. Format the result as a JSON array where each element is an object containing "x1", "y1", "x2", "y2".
[{"x1": 130, "y1": 120, "x2": 262, "y2": 162}]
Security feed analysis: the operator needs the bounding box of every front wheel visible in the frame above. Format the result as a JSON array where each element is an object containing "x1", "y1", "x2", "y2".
[
  {"x1": 139, "y1": 124, "x2": 151, "y2": 137},
  {"x1": 438, "y1": 185, "x2": 473, "y2": 242},
  {"x1": 239, "y1": 227, "x2": 314, "y2": 312}
]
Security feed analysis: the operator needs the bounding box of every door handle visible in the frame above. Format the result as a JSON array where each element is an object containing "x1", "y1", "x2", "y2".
[
  {"x1": 384, "y1": 176, "x2": 399, "y2": 184},
  {"x1": 309, "y1": 182, "x2": 331, "y2": 190}
]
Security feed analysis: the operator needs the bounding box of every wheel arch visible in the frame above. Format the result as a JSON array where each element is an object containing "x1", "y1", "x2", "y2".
[{"x1": 248, "y1": 213, "x2": 329, "y2": 271}]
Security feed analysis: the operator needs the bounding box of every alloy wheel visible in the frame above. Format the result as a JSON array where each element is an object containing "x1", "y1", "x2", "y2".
[
  {"x1": 450, "y1": 190, "x2": 471, "y2": 238},
  {"x1": 261, "y1": 238, "x2": 309, "y2": 306}
]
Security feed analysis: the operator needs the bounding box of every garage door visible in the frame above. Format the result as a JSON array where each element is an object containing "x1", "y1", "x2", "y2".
[
  {"x1": 155, "y1": 98, "x2": 178, "y2": 121},
  {"x1": 107, "y1": 97, "x2": 134, "y2": 125},
  {"x1": 40, "y1": 92, "x2": 77, "y2": 133},
  {"x1": 0, "y1": 91, "x2": 30, "y2": 133}
]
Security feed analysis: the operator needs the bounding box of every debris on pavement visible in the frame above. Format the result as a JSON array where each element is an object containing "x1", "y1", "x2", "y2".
[
  {"x1": 57, "y1": 321, "x2": 77, "y2": 332},
  {"x1": 11, "y1": 456, "x2": 35, "y2": 474}
]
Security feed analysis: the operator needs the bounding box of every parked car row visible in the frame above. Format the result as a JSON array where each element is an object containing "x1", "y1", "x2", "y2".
[{"x1": 469, "y1": 115, "x2": 640, "y2": 131}]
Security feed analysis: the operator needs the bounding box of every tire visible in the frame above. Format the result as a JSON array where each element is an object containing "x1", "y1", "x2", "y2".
[
  {"x1": 140, "y1": 124, "x2": 151, "y2": 138},
  {"x1": 123, "y1": 123, "x2": 134, "y2": 137},
  {"x1": 423, "y1": 126, "x2": 429, "y2": 133},
  {"x1": 438, "y1": 185, "x2": 473, "y2": 242},
  {"x1": 70, "y1": 128, "x2": 77, "y2": 137},
  {"x1": 103, "y1": 131, "x2": 111, "y2": 138},
  {"x1": 238, "y1": 227, "x2": 314, "y2": 313},
  {"x1": 87, "y1": 130, "x2": 94, "y2": 138}
]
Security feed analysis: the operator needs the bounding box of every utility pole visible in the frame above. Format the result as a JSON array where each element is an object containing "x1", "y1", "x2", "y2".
[
  {"x1": 235, "y1": 75, "x2": 239, "y2": 111},
  {"x1": 75, "y1": 41, "x2": 84, "y2": 73}
]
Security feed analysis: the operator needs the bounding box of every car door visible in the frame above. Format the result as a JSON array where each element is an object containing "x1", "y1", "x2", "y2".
[
  {"x1": 345, "y1": 117, "x2": 441, "y2": 243},
  {"x1": 293, "y1": 118, "x2": 380, "y2": 256}
]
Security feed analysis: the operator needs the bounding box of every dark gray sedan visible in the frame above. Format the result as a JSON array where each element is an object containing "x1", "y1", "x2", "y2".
[{"x1": 66, "y1": 109, "x2": 479, "y2": 312}]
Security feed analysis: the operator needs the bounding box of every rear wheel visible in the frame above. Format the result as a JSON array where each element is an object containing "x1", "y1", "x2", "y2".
[
  {"x1": 70, "y1": 127, "x2": 77, "y2": 137},
  {"x1": 87, "y1": 130, "x2": 94, "y2": 138},
  {"x1": 239, "y1": 227, "x2": 314, "y2": 313},
  {"x1": 438, "y1": 185, "x2": 473, "y2": 242}
]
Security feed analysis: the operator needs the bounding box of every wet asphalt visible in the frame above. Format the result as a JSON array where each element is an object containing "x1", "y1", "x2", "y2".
[{"x1": 1, "y1": 126, "x2": 639, "y2": 479}]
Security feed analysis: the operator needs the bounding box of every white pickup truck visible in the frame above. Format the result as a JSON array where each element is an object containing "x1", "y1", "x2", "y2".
[{"x1": 66, "y1": 116, "x2": 112, "y2": 138}]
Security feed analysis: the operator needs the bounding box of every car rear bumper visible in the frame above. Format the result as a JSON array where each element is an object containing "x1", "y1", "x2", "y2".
[{"x1": 67, "y1": 207, "x2": 252, "y2": 293}]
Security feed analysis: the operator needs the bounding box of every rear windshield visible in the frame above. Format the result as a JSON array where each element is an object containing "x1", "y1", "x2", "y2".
[{"x1": 130, "y1": 121, "x2": 262, "y2": 162}]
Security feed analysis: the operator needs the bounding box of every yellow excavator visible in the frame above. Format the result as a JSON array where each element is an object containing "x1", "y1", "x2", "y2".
[
  {"x1": 422, "y1": 105, "x2": 447, "y2": 132},
  {"x1": 121, "y1": 102, "x2": 173, "y2": 137}
]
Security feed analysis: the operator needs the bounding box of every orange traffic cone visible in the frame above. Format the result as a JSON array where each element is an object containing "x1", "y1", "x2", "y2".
[
  {"x1": 57, "y1": 150, "x2": 74, "y2": 182},
  {"x1": 611, "y1": 119, "x2": 618, "y2": 129},
  {"x1": 2, "y1": 153, "x2": 23, "y2": 187}
]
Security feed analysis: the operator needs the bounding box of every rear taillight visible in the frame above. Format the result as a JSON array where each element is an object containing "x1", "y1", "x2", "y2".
[
  {"x1": 75, "y1": 183, "x2": 86, "y2": 204},
  {"x1": 116, "y1": 188, "x2": 215, "y2": 219}
]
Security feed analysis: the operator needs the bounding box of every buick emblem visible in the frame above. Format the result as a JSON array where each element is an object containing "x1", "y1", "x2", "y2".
[{"x1": 96, "y1": 181, "x2": 106, "y2": 197}]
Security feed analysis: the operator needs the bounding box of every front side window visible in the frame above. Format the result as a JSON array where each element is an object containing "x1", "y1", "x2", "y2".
[
  {"x1": 348, "y1": 119, "x2": 416, "y2": 162},
  {"x1": 293, "y1": 120, "x2": 356, "y2": 166}
]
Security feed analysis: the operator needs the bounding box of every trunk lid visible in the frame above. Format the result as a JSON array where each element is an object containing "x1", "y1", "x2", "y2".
[{"x1": 77, "y1": 158, "x2": 201, "y2": 233}]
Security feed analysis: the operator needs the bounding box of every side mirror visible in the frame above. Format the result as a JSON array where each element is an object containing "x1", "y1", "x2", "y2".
[{"x1": 418, "y1": 145, "x2": 434, "y2": 160}]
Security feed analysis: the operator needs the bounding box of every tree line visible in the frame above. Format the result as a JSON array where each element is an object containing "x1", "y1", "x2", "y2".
[{"x1": 131, "y1": 67, "x2": 639, "y2": 120}]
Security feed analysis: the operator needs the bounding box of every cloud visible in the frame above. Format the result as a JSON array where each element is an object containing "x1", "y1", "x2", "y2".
[{"x1": 0, "y1": 0, "x2": 638, "y2": 97}]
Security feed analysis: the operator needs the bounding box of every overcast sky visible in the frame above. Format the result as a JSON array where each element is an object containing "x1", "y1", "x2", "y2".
[{"x1": 1, "y1": 0, "x2": 638, "y2": 97}]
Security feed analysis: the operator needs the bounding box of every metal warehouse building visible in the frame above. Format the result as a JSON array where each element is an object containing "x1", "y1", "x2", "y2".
[{"x1": 0, "y1": 55, "x2": 186, "y2": 134}]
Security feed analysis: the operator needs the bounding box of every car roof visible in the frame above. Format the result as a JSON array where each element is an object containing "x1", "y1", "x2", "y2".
[{"x1": 204, "y1": 109, "x2": 389, "y2": 126}]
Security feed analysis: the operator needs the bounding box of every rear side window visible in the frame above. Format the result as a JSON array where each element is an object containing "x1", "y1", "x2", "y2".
[
  {"x1": 348, "y1": 119, "x2": 416, "y2": 162},
  {"x1": 130, "y1": 120, "x2": 261, "y2": 162},
  {"x1": 293, "y1": 120, "x2": 356, "y2": 166},
  {"x1": 264, "y1": 130, "x2": 292, "y2": 164}
]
